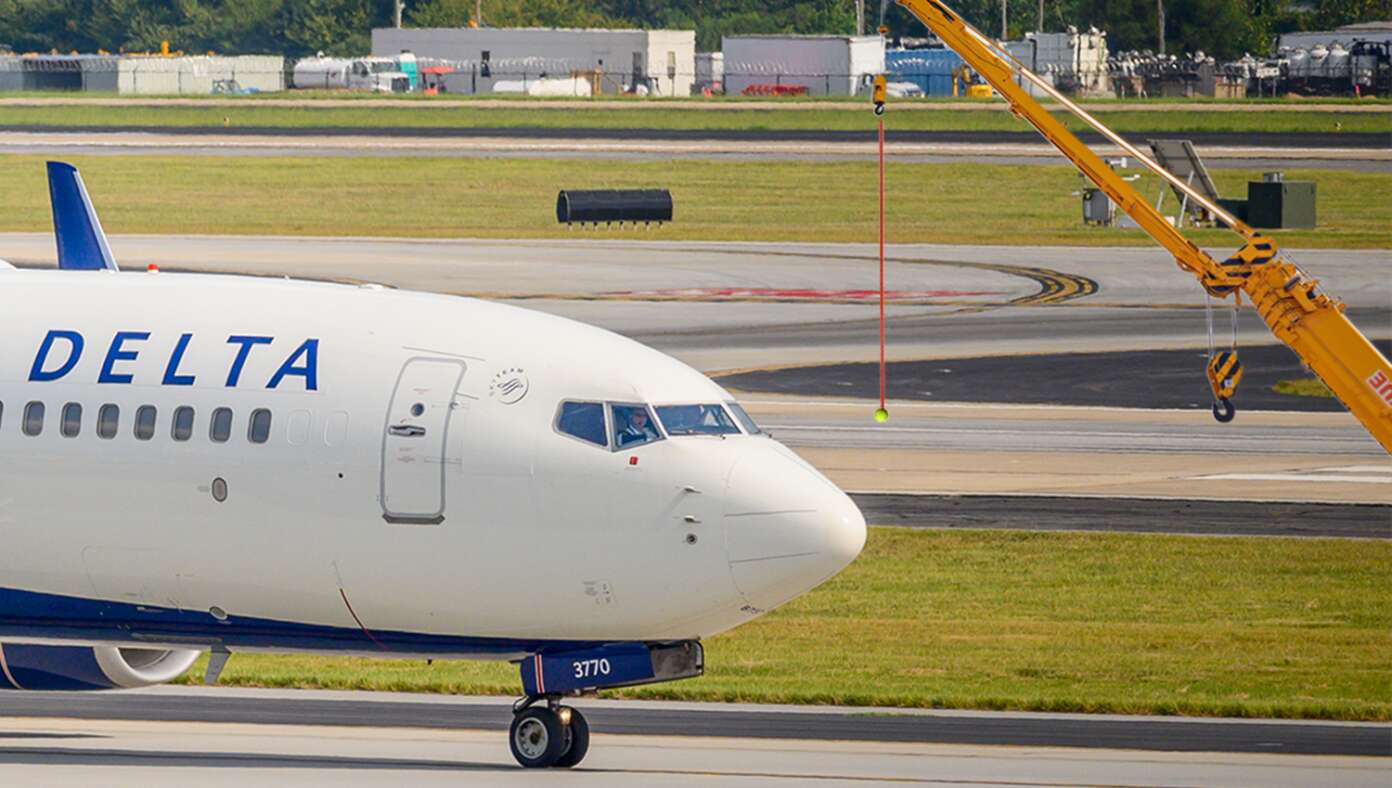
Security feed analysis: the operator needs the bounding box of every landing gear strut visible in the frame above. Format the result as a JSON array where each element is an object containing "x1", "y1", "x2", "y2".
[{"x1": 509, "y1": 696, "x2": 590, "y2": 769}]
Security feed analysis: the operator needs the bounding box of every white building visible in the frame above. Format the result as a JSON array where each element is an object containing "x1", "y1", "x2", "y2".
[
  {"x1": 0, "y1": 54, "x2": 283, "y2": 94},
  {"x1": 117, "y1": 55, "x2": 284, "y2": 94},
  {"x1": 1004, "y1": 28, "x2": 1109, "y2": 97},
  {"x1": 721, "y1": 35, "x2": 884, "y2": 97},
  {"x1": 372, "y1": 27, "x2": 695, "y2": 96}
]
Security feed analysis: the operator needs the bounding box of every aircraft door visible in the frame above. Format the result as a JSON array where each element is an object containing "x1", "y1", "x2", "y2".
[{"x1": 381, "y1": 358, "x2": 466, "y2": 524}]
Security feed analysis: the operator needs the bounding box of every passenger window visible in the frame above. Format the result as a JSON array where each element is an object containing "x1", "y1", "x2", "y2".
[
  {"x1": 97, "y1": 404, "x2": 119, "y2": 440},
  {"x1": 655, "y1": 404, "x2": 741, "y2": 436},
  {"x1": 726, "y1": 401, "x2": 762, "y2": 435},
  {"x1": 210, "y1": 407, "x2": 233, "y2": 443},
  {"x1": 134, "y1": 405, "x2": 157, "y2": 440},
  {"x1": 556, "y1": 401, "x2": 606, "y2": 447},
  {"x1": 22, "y1": 401, "x2": 44, "y2": 436},
  {"x1": 172, "y1": 406, "x2": 195, "y2": 441},
  {"x1": 611, "y1": 403, "x2": 661, "y2": 449},
  {"x1": 0, "y1": 401, "x2": 4, "y2": 430},
  {"x1": 248, "y1": 409, "x2": 272, "y2": 444},
  {"x1": 61, "y1": 402, "x2": 82, "y2": 438}
]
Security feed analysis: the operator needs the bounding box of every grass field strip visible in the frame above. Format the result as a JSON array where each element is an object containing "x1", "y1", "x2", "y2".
[{"x1": 175, "y1": 528, "x2": 1392, "y2": 721}]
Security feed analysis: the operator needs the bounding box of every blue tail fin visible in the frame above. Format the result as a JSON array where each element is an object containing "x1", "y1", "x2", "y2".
[{"x1": 47, "y1": 161, "x2": 119, "y2": 272}]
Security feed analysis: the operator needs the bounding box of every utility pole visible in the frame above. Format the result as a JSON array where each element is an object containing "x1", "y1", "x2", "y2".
[
  {"x1": 1157, "y1": 0, "x2": 1165, "y2": 54},
  {"x1": 1001, "y1": 0, "x2": 1007, "y2": 39},
  {"x1": 475, "y1": 0, "x2": 483, "y2": 27},
  {"x1": 394, "y1": 0, "x2": 403, "y2": 28},
  {"x1": 856, "y1": 0, "x2": 865, "y2": 36},
  {"x1": 1037, "y1": 0, "x2": 1043, "y2": 32}
]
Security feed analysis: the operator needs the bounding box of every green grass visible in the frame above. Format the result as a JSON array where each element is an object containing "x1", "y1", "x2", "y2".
[
  {"x1": 1275, "y1": 377, "x2": 1337, "y2": 398},
  {"x1": 0, "y1": 103, "x2": 1387, "y2": 134},
  {"x1": 176, "y1": 528, "x2": 1392, "y2": 721},
  {"x1": 6, "y1": 90, "x2": 1391, "y2": 105},
  {"x1": 1, "y1": 154, "x2": 1388, "y2": 248}
]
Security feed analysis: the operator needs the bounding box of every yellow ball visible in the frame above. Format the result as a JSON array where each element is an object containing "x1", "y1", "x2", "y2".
[{"x1": 873, "y1": 408, "x2": 889, "y2": 423}]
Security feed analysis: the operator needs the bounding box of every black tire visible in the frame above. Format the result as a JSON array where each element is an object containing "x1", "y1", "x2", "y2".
[
  {"x1": 553, "y1": 707, "x2": 590, "y2": 768},
  {"x1": 509, "y1": 706, "x2": 567, "y2": 768}
]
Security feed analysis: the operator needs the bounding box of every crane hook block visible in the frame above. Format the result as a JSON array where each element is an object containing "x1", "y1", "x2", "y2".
[
  {"x1": 1212, "y1": 398, "x2": 1236, "y2": 423},
  {"x1": 872, "y1": 74, "x2": 887, "y2": 115},
  {"x1": 1206, "y1": 350, "x2": 1243, "y2": 424}
]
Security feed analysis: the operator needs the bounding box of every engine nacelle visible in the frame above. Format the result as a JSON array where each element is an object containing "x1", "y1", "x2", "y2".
[{"x1": 0, "y1": 644, "x2": 201, "y2": 690}]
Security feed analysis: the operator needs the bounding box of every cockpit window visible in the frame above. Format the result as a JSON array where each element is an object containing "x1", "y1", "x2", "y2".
[
  {"x1": 726, "y1": 401, "x2": 762, "y2": 435},
  {"x1": 556, "y1": 401, "x2": 607, "y2": 447},
  {"x1": 611, "y1": 403, "x2": 662, "y2": 449},
  {"x1": 655, "y1": 404, "x2": 740, "y2": 436}
]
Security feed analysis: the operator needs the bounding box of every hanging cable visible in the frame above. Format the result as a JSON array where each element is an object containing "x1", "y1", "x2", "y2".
[{"x1": 873, "y1": 74, "x2": 889, "y2": 423}]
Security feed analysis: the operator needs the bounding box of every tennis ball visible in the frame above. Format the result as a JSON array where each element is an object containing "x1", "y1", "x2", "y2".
[{"x1": 873, "y1": 408, "x2": 889, "y2": 423}]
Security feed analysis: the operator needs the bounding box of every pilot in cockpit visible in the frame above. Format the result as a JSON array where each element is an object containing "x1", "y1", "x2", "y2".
[{"x1": 615, "y1": 406, "x2": 659, "y2": 448}]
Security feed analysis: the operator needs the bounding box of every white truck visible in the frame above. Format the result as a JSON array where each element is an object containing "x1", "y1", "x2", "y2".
[{"x1": 292, "y1": 56, "x2": 413, "y2": 92}]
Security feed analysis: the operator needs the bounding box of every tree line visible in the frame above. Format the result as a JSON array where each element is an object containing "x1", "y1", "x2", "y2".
[{"x1": 0, "y1": 0, "x2": 1385, "y2": 61}]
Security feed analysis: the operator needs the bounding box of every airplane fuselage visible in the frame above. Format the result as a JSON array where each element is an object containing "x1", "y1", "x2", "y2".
[{"x1": 0, "y1": 268, "x2": 866, "y2": 659}]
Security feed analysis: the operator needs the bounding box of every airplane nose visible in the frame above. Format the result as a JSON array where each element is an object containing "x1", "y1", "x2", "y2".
[{"x1": 723, "y1": 442, "x2": 867, "y2": 612}]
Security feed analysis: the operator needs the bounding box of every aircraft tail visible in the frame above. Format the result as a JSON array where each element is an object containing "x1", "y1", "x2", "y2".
[{"x1": 47, "y1": 161, "x2": 119, "y2": 272}]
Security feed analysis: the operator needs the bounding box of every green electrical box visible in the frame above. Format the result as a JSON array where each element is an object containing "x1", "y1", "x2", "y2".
[{"x1": 1246, "y1": 180, "x2": 1316, "y2": 229}]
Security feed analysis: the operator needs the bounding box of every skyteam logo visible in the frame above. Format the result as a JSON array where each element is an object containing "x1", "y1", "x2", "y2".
[
  {"x1": 489, "y1": 367, "x2": 529, "y2": 405},
  {"x1": 28, "y1": 330, "x2": 320, "y2": 391}
]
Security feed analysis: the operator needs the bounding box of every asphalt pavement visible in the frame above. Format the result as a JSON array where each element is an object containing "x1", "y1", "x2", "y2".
[
  {"x1": 718, "y1": 340, "x2": 1392, "y2": 412},
  {"x1": 851, "y1": 493, "x2": 1391, "y2": 538},
  {"x1": 4, "y1": 687, "x2": 1387, "y2": 757},
  {"x1": 4, "y1": 124, "x2": 1385, "y2": 149}
]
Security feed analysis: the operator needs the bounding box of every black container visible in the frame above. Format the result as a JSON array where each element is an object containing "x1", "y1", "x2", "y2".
[
  {"x1": 1246, "y1": 181, "x2": 1316, "y2": 229},
  {"x1": 1216, "y1": 197, "x2": 1249, "y2": 229},
  {"x1": 556, "y1": 189, "x2": 673, "y2": 225}
]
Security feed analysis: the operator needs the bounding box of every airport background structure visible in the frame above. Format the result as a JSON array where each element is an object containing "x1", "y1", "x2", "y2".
[
  {"x1": 370, "y1": 27, "x2": 695, "y2": 96},
  {"x1": 722, "y1": 34, "x2": 885, "y2": 96},
  {"x1": 0, "y1": 54, "x2": 283, "y2": 94}
]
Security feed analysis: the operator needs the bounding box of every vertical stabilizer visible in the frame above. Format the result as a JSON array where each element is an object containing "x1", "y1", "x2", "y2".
[{"x1": 47, "y1": 161, "x2": 119, "y2": 272}]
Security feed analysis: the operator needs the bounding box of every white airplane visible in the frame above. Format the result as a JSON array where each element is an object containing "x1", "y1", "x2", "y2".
[{"x1": 0, "y1": 162, "x2": 866, "y2": 768}]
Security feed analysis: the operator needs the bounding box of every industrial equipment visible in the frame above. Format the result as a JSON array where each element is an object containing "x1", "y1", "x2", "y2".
[
  {"x1": 556, "y1": 189, "x2": 673, "y2": 227},
  {"x1": 1148, "y1": 139, "x2": 1221, "y2": 228},
  {"x1": 895, "y1": 0, "x2": 1392, "y2": 453}
]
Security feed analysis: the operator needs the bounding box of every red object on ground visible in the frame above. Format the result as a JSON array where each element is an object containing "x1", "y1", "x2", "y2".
[{"x1": 741, "y1": 84, "x2": 809, "y2": 97}]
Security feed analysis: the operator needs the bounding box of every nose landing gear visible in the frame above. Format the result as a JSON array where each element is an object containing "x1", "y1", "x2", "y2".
[
  {"x1": 508, "y1": 641, "x2": 701, "y2": 768},
  {"x1": 509, "y1": 696, "x2": 590, "y2": 769}
]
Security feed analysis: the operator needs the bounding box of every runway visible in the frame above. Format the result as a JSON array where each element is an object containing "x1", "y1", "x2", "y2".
[
  {"x1": 0, "y1": 687, "x2": 1384, "y2": 786},
  {"x1": 2, "y1": 236, "x2": 1386, "y2": 372},
  {"x1": 2, "y1": 130, "x2": 1388, "y2": 168}
]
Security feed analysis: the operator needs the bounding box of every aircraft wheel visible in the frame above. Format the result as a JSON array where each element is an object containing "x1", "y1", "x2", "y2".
[
  {"x1": 553, "y1": 707, "x2": 590, "y2": 768},
  {"x1": 509, "y1": 705, "x2": 568, "y2": 768}
]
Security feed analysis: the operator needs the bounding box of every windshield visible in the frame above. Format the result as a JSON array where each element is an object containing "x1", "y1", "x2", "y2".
[
  {"x1": 725, "y1": 401, "x2": 762, "y2": 435},
  {"x1": 655, "y1": 404, "x2": 740, "y2": 436},
  {"x1": 611, "y1": 403, "x2": 662, "y2": 448}
]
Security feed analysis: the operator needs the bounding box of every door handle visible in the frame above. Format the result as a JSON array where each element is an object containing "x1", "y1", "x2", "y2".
[{"x1": 389, "y1": 424, "x2": 427, "y2": 437}]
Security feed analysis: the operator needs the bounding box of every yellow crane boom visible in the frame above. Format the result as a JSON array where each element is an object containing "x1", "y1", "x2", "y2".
[{"x1": 895, "y1": 0, "x2": 1392, "y2": 454}]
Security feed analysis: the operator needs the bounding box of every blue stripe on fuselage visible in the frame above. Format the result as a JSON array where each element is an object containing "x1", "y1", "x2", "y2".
[{"x1": 0, "y1": 585, "x2": 604, "y2": 658}]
